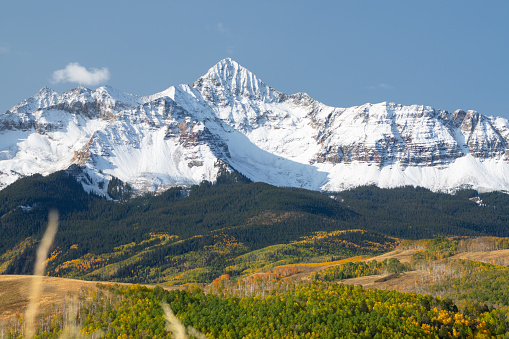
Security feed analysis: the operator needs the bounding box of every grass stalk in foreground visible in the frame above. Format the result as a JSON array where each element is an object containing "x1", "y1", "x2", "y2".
[
  {"x1": 163, "y1": 301, "x2": 206, "y2": 339},
  {"x1": 25, "y1": 210, "x2": 58, "y2": 339}
]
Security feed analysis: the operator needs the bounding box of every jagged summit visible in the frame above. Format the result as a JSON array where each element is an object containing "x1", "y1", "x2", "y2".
[
  {"x1": 198, "y1": 57, "x2": 249, "y2": 83},
  {"x1": 1, "y1": 59, "x2": 509, "y2": 196},
  {"x1": 8, "y1": 86, "x2": 60, "y2": 114},
  {"x1": 93, "y1": 85, "x2": 144, "y2": 108},
  {"x1": 194, "y1": 58, "x2": 283, "y2": 103},
  {"x1": 35, "y1": 86, "x2": 58, "y2": 96},
  {"x1": 62, "y1": 86, "x2": 91, "y2": 96}
]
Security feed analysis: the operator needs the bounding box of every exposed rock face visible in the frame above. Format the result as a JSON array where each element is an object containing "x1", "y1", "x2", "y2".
[
  {"x1": 312, "y1": 104, "x2": 461, "y2": 167},
  {"x1": 1, "y1": 58, "x2": 509, "y2": 196}
]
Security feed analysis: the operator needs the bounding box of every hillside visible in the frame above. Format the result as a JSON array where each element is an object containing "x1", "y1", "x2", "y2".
[
  {"x1": 312, "y1": 247, "x2": 509, "y2": 292},
  {"x1": 2, "y1": 238, "x2": 509, "y2": 338},
  {"x1": 1, "y1": 171, "x2": 509, "y2": 285},
  {"x1": 0, "y1": 275, "x2": 185, "y2": 321}
]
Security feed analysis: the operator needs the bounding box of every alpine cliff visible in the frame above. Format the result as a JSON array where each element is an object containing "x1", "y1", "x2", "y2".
[{"x1": 1, "y1": 58, "x2": 509, "y2": 197}]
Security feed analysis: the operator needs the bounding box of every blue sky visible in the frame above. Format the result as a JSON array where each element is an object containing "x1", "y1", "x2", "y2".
[{"x1": 1, "y1": 1, "x2": 508, "y2": 118}]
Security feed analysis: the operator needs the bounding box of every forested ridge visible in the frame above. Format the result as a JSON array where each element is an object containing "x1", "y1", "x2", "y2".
[{"x1": 1, "y1": 170, "x2": 509, "y2": 284}]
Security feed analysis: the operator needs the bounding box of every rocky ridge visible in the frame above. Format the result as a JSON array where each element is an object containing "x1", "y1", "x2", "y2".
[{"x1": 1, "y1": 58, "x2": 509, "y2": 196}]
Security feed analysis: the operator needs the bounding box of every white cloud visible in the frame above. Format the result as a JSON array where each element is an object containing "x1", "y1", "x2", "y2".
[
  {"x1": 216, "y1": 22, "x2": 229, "y2": 34},
  {"x1": 51, "y1": 62, "x2": 110, "y2": 86}
]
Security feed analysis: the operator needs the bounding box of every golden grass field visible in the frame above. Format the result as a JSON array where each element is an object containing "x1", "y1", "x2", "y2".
[
  {"x1": 0, "y1": 275, "x2": 98, "y2": 320},
  {"x1": 0, "y1": 275, "x2": 184, "y2": 321},
  {"x1": 2, "y1": 248, "x2": 509, "y2": 322},
  {"x1": 270, "y1": 249, "x2": 419, "y2": 282},
  {"x1": 450, "y1": 248, "x2": 509, "y2": 265},
  {"x1": 336, "y1": 248, "x2": 509, "y2": 292}
]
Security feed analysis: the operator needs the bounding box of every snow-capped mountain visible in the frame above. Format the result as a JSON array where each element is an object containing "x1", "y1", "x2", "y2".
[{"x1": 2, "y1": 58, "x2": 509, "y2": 197}]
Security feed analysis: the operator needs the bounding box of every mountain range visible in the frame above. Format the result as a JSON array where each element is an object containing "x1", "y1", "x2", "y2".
[{"x1": 2, "y1": 58, "x2": 509, "y2": 197}]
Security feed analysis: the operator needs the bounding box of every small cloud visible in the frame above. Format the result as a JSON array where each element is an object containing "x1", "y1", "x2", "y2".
[
  {"x1": 216, "y1": 22, "x2": 229, "y2": 34},
  {"x1": 367, "y1": 83, "x2": 394, "y2": 90},
  {"x1": 226, "y1": 45, "x2": 235, "y2": 55},
  {"x1": 378, "y1": 83, "x2": 393, "y2": 90},
  {"x1": 0, "y1": 45, "x2": 10, "y2": 54},
  {"x1": 51, "y1": 62, "x2": 110, "y2": 86}
]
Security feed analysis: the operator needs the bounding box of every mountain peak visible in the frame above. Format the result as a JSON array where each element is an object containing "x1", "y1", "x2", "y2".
[
  {"x1": 193, "y1": 58, "x2": 284, "y2": 104},
  {"x1": 216, "y1": 57, "x2": 239, "y2": 68},
  {"x1": 75, "y1": 86, "x2": 91, "y2": 93},
  {"x1": 94, "y1": 85, "x2": 144, "y2": 107},
  {"x1": 8, "y1": 86, "x2": 59, "y2": 113},
  {"x1": 35, "y1": 86, "x2": 57, "y2": 97},
  {"x1": 61, "y1": 86, "x2": 92, "y2": 98},
  {"x1": 199, "y1": 58, "x2": 255, "y2": 84}
]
